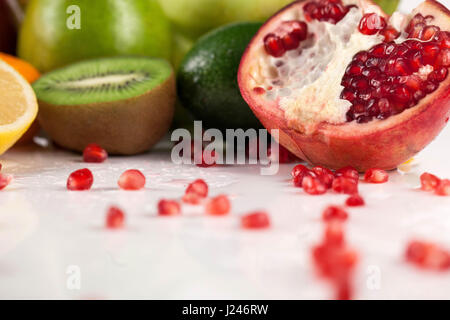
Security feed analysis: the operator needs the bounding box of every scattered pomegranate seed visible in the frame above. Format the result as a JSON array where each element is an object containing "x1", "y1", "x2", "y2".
[
  {"x1": 292, "y1": 164, "x2": 309, "y2": 178},
  {"x1": 206, "y1": 195, "x2": 231, "y2": 216},
  {"x1": 364, "y1": 168, "x2": 389, "y2": 184},
  {"x1": 183, "y1": 179, "x2": 209, "y2": 204},
  {"x1": 67, "y1": 168, "x2": 93, "y2": 191},
  {"x1": 292, "y1": 164, "x2": 314, "y2": 187},
  {"x1": 0, "y1": 173, "x2": 12, "y2": 190},
  {"x1": 346, "y1": 194, "x2": 365, "y2": 207},
  {"x1": 118, "y1": 169, "x2": 146, "y2": 190},
  {"x1": 406, "y1": 240, "x2": 450, "y2": 271},
  {"x1": 420, "y1": 172, "x2": 441, "y2": 191},
  {"x1": 83, "y1": 143, "x2": 108, "y2": 163},
  {"x1": 186, "y1": 179, "x2": 208, "y2": 197},
  {"x1": 358, "y1": 13, "x2": 387, "y2": 35},
  {"x1": 158, "y1": 199, "x2": 181, "y2": 216},
  {"x1": 302, "y1": 175, "x2": 328, "y2": 195},
  {"x1": 241, "y1": 211, "x2": 270, "y2": 230},
  {"x1": 335, "y1": 166, "x2": 359, "y2": 181},
  {"x1": 106, "y1": 206, "x2": 125, "y2": 229},
  {"x1": 322, "y1": 206, "x2": 349, "y2": 222},
  {"x1": 435, "y1": 179, "x2": 450, "y2": 196},
  {"x1": 312, "y1": 220, "x2": 358, "y2": 300},
  {"x1": 312, "y1": 166, "x2": 335, "y2": 189},
  {"x1": 332, "y1": 177, "x2": 358, "y2": 195}
]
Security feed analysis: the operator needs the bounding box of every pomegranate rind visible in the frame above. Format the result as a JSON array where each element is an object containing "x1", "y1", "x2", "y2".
[{"x1": 239, "y1": 0, "x2": 450, "y2": 171}]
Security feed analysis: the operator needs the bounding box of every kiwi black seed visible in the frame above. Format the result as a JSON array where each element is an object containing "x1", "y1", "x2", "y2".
[{"x1": 33, "y1": 57, "x2": 176, "y2": 155}]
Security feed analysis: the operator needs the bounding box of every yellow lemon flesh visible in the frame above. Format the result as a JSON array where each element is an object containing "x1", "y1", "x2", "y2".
[{"x1": 0, "y1": 60, "x2": 38, "y2": 154}]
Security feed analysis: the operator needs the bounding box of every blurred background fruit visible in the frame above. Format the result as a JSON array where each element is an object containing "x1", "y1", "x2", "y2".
[
  {"x1": 0, "y1": 53, "x2": 41, "y2": 145},
  {"x1": 0, "y1": 0, "x2": 23, "y2": 55},
  {"x1": 18, "y1": 0, "x2": 172, "y2": 72},
  {"x1": 177, "y1": 22, "x2": 263, "y2": 131},
  {"x1": 158, "y1": 0, "x2": 292, "y2": 38}
]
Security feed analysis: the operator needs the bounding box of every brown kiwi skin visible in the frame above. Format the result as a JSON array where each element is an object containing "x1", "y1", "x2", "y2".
[{"x1": 37, "y1": 73, "x2": 176, "y2": 155}]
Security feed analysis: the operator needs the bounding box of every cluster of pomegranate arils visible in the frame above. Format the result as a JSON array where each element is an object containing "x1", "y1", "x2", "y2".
[
  {"x1": 263, "y1": 0, "x2": 356, "y2": 58},
  {"x1": 343, "y1": 13, "x2": 450, "y2": 123},
  {"x1": 292, "y1": 164, "x2": 388, "y2": 196},
  {"x1": 420, "y1": 172, "x2": 450, "y2": 196},
  {"x1": 312, "y1": 205, "x2": 358, "y2": 300}
]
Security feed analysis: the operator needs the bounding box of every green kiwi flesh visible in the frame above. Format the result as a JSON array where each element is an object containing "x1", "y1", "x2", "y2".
[{"x1": 33, "y1": 57, "x2": 176, "y2": 155}]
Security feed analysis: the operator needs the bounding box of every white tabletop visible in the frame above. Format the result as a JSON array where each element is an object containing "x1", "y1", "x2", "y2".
[{"x1": 0, "y1": 0, "x2": 450, "y2": 300}]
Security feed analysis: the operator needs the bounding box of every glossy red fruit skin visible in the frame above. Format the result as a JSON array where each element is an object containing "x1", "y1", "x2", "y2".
[
  {"x1": 238, "y1": 0, "x2": 450, "y2": 172},
  {"x1": 106, "y1": 206, "x2": 125, "y2": 229},
  {"x1": 67, "y1": 168, "x2": 94, "y2": 191},
  {"x1": 118, "y1": 169, "x2": 146, "y2": 190},
  {"x1": 206, "y1": 195, "x2": 231, "y2": 215},
  {"x1": 158, "y1": 199, "x2": 181, "y2": 216},
  {"x1": 83, "y1": 144, "x2": 108, "y2": 163},
  {"x1": 241, "y1": 211, "x2": 270, "y2": 229}
]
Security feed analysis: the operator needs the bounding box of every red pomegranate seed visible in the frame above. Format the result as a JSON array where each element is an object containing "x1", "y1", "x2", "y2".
[
  {"x1": 332, "y1": 177, "x2": 358, "y2": 195},
  {"x1": 358, "y1": 13, "x2": 387, "y2": 35},
  {"x1": 206, "y1": 195, "x2": 231, "y2": 216},
  {"x1": 436, "y1": 179, "x2": 450, "y2": 196},
  {"x1": 312, "y1": 166, "x2": 335, "y2": 189},
  {"x1": 106, "y1": 206, "x2": 125, "y2": 229},
  {"x1": 292, "y1": 164, "x2": 309, "y2": 178},
  {"x1": 183, "y1": 179, "x2": 209, "y2": 204},
  {"x1": 264, "y1": 33, "x2": 285, "y2": 57},
  {"x1": 346, "y1": 194, "x2": 365, "y2": 207},
  {"x1": 406, "y1": 240, "x2": 450, "y2": 271},
  {"x1": 186, "y1": 179, "x2": 208, "y2": 197},
  {"x1": 381, "y1": 26, "x2": 400, "y2": 42},
  {"x1": 335, "y1": 166, "x2": 359, "y2": 181},
  {"x1": 158, "y1": 199, "x2": 181, "y2": 216},
  {"x1": 302, "y1": 175, "x2": 327, "y2": 195},
  {"x1": 118, "y1": 169, "x2": 146, "y2": 190},
  {"x1": 0, "y1": 173, "x2": 12, "y2": 190},
  {"x1": 364, "y1": 168, "x2": 389, "y2": 184},
  {"x1": 241, "y1": 211, "x2": 270, "y2": 230},
  {"x1": 420, "y1": 172, "x2": 441, "y2": 191},
  {"x1": 83, "y1": 143, "x2": 108, "y2": 163},
  {"x1": 67, "y1": 168, "x2": 93, "y2": 191},
  {"x1": 322, "y1": 206, "x2": 349, "y2": 222},
  {"x1": 324, "y1": 221, "x2": 345, "y2": 247}
]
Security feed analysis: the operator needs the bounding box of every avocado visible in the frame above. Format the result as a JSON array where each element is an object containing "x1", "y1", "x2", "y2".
[{"x1": 177, "y1": 22, "x2": 263, "y2": 131}]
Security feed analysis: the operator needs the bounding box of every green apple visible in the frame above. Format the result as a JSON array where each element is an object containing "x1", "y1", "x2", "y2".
[
  {"x1": 158, "y1": 0, "x2": 292, "y2": 37},
  {"x1": 18, "y1": 0, "x2": 172, "y2": 72}
]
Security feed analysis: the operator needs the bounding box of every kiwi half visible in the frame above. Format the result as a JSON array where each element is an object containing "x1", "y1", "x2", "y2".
[{"x1": 33, "y1": 57, "x2": 175, "y2": 155}]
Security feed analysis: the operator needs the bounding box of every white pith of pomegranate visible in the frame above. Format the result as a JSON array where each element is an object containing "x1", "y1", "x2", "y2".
[{"x1": 239, "y1": 0, "x2": 450, "y2": 171}]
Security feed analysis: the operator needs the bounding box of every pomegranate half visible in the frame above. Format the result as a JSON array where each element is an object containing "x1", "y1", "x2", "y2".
[{"x1": 238, "y1": 0, "x2": 450, "y2": 171}]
